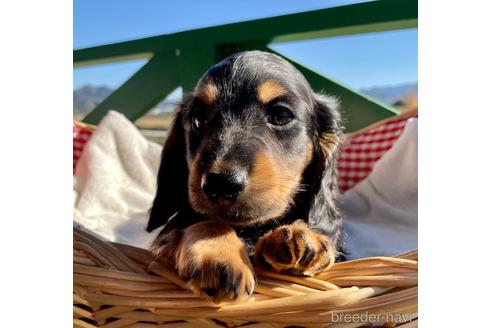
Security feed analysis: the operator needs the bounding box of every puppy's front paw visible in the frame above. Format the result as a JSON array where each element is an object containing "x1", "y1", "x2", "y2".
[
  {"x1": 152, "y1": 221, "x2": 255, "y2": 303},
  {"x1": 254, "y1": 220, "x2": 335, "y2": 276}
]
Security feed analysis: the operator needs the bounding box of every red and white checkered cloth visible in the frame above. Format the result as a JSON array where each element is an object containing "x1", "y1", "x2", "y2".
[
  {"x1": 73, "y1": 111, "x2": 417, "y2": 191},
  {"x1": 336, "y1": 112, "x2": 417, "y2": 192},
  {"x1": 73, "y1": 126, "x2": 93, "y2": 173}
]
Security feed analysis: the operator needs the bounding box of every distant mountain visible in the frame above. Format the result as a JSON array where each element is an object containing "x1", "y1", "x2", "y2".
[
  {"x1": 73, "y1": 85, "x2": 113, "y2": 116},
  {"x1": 73, "y1": 85, "x2": 177, "y2": 118},
  {"x1": 361, "y1": 82, "x2": 418, "y2": 106}
]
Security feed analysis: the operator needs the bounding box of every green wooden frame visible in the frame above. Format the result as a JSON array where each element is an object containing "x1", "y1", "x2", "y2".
[{"x1": 74, "y1": 0, "x2": 417, "y2": 132}]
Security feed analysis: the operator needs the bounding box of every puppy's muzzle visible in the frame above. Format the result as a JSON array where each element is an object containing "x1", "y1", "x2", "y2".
[{"x1": 201, "y1": 170, "x2": 248, "y2": 202}]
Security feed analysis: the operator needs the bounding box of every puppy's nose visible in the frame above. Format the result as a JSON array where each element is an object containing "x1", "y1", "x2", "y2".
[{"x1": 202, "y1": 171, "x2": 247, "y2": 202}]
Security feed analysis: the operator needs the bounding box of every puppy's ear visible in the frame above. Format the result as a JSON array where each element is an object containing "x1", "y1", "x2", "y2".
[
  {"x1": 312, "y1": 93, "x2": 344, "y2": 162},
  {"x1": 146, "y1": 106, "x2": 189, "y2": 232},
  {"x1": 303, "y1": 93, "x2": 344, "y2": 255}
]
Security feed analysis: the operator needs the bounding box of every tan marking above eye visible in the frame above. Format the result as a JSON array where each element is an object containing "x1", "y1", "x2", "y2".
[
  {"x1": 195, "y1": 83, "x2": 218, "y2": 105},
  {"x1": 257, "y1": 80, "x2": 287, "y2": 104}
]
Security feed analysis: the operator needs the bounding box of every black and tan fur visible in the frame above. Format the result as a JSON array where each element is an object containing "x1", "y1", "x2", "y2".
[{"x1": 147, "y1": 50, "x2": 344, "y2": 302}]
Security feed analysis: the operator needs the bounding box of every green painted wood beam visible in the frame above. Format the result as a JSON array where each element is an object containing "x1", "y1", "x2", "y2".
[
  {"x1": 74, "y1": 0, "x2": 417, "y2": 67},
  {"x1": 83, "y1": 52, "x2": 180, "y2": 124},
  {"x1": 272, "y1": 19, "x2": 417, "y2": 43},
  {"x1": 83, "y1": 44, "x2": 399, "y2": 129},
  {"x1": 73, "y1": 53, "x2": 153, "y2": 68},
  {"x1": 177, "y1": 46, "x2": 217, "y2": 92},
  {"x1": 268, "y1": 49, "x2": 399, "y2": 132}
]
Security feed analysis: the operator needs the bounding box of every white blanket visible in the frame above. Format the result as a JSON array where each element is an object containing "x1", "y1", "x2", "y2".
[
  {"x1": 339, "y1": 118, "x2": 418, "y2": 259},
  {"x1": 73, "y1": 111, "x2": 417, "y2": 259},
  {"x1": 73, "y1": 111, "x2": 161, "y2": 248}
]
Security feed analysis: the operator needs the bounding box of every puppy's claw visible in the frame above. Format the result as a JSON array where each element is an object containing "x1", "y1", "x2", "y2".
[{"x1": 203, "y1": 288, "x2": 217, "y2": 297}]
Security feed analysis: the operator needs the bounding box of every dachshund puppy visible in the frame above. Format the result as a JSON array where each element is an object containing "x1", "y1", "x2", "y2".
[{"x1": 147, "y1": 50, "x2": 344, "y2": 302}]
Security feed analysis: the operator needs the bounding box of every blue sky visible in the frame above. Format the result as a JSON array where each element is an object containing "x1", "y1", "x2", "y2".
[{"x1": 74, "y1": 0, "x2": 417, "y2": 91}]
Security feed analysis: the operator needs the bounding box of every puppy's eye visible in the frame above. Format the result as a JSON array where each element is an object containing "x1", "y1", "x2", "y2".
[
  {"x1": 267, "y1": 105, "x2": 295, "y2": 126},
  {"x1": 193, "y1": 117, "x2": 202, "y2": 129},
  {"x1": 192, "y1": 115, "x2": 208, "y2": 130}
]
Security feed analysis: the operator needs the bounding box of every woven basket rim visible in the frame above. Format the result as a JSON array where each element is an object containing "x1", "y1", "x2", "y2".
[
  {"x1": 73, "y1": 224, "x2": 418, "y2": 327},
  {"x1": 73, "y1": 120, "x2": 97, "y2": 132},
  {"x1": 346, "y1": 107, "x2": 418, "y2": 137}
]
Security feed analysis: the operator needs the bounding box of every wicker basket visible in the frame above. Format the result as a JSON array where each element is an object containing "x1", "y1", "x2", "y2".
[
  {"x1": 73, "y1": 224, "x2": 417, "y2": 328},
  {"x1": 73, "y1": 109, "x2": 418, "y2": 327}
]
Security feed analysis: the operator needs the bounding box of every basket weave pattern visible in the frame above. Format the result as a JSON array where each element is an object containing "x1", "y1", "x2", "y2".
[{"x1": 74, "y1": 224, "x2": 417, "y2": 328}]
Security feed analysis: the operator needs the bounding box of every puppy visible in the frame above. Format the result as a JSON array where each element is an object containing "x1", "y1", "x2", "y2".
[{"x1": 147, "y1": 50, "x2": 344, "y2": 302}]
